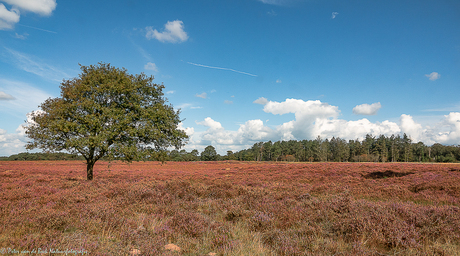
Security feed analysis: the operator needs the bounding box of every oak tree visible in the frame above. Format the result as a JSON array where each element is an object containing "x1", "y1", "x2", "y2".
[{"x1": 25, "y1": 63, "x2": 188, "y2": 180}]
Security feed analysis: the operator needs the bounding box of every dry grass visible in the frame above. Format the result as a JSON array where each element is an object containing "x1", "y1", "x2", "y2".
[{"x1": 1, "y1": 161, "x2": 459, "y2": 255}]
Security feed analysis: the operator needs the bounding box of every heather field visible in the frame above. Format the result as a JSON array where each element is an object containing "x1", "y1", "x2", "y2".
[{"x1": 1, "y1": 161, "x2": 460, "y2": 255}]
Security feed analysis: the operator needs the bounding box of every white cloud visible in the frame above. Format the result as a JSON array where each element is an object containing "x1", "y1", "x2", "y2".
[
  {"x1": 0, "y1": 91, "x2": 15, "y2": 100},
  {"x1": 276, "y1": 79, "x2": 282, "y2": 83},
  {"x1": 352, "y1": 102, "x2": 381, "y2": 115},
  {"x1": 156, "y1": 99, "x2": 460, "y2": 155},
  {"x1": 144, "y1": 62, "x2": 158, "y2": 72},
  {"x1": 400, "y1": 114, "x2": 423, "y2": 142},
  {"x1": 432, "y1": 112, "x2": 460, "y2": 144},
  {"x1": 178, "y1": 122, "x2": 194, "y2": 137},
  {"x1": 2, "y1": 0, "x2": 56, "y2": 16},
  {"x1": 183, "y1": 99, "x2": 406, "y2": 154},
  {"x1": 425, "y1": 72, "x2": 440, "y2": 81},
  {"x1": 165, "y1": 90, "x2": 175, "y2": 94},
  {"x1": 0, "y1": 0, "x2": 56, "y2": 30},
  {"x1": 224, "y1": 100, "x2": 233, "y2": 104},
  {"x1": 0, "y1": 4, "x2": 19, "y2": 30},
  {"x1": 196, "y1": 92, "x2": 207, "y2": 99},
  {"x1": 331, "y1": 12, "x2": 339, "y2": 19},
  {"x1": 146, "y1": 20, "x2": 188, "y2": 43},
  {"x1": 253, "y1": 97, "x2": 269, "y2": 105},
  {"x1": 0, "y1": 111, "x2": 46, "y2": 156},
  {"x1": 197, "y1": 117, "x2": 224, "y2": 131}
]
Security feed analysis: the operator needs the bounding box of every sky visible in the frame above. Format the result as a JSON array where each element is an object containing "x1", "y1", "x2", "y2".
[{"x1": 0, "y1": 0, "x2": 460, "y2": 156}]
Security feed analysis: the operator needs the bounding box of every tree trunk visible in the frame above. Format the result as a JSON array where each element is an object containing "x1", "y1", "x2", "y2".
[{"x1": 87, "y1": 160, "x2": 95, "y2": 180}]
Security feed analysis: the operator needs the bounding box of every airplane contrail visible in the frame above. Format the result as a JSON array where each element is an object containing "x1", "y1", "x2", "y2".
[
  {"x1": 186, "y1": 61, "x2": 257, "y2": 77},
  {"x1": 17, "y1": 24, "x2": 57, "y2": 34}
]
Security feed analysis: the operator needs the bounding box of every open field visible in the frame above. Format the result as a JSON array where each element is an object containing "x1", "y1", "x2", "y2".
[{"x1": 1, "y1": 161, "x2": 460, "y2": 255}]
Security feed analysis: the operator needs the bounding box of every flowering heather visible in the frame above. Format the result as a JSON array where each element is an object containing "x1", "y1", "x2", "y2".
[{"x1": 1, "y1": 161, "x2": 459, "y2": 255}]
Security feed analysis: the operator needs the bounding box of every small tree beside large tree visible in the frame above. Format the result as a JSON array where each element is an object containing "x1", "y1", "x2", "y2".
[{"x1": 25, "y1": 63, "x2": 188, "y2": 180}]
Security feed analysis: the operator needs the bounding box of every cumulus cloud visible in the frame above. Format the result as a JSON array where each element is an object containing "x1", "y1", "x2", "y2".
[
  {"x1": 0, "y1": 4, "x2": 19, "y2": 30},
  {"x1": 353, "y1": 102, "x2": 381, "y2": 115},
  {"x1": 432, "y1": 112, "x2": 460, "y2": 144},
  {"x1": 144, "y1": 62, "x2": 158, "y2": 72},
  {"x1": 0, "y1": 129, "x2": 28, "y2": 156},
  {"x1": 2, "y1": 0, "x2": 56, "y2": 16},
  {"x1": 196, "y1": 92, "x2": 207, "y2": 99},
  {"x1": 0, "y1": 0, "x2": 56, "y2": 30},
  {"x1": 182, "y1": 117, "x2": 276, "y2": 154},
  {"x1": 177, "y1": 122, "x2": 194, "y2": 137},
  {"x1": 152, "y1": 100, "x2": 460, "y2": 155},
  {"x1": 0, "y1": 111, "x2": 45, "y2": 156},
  {"x1": 425, "y1": 72, "x2": 440, "y2": 81},
  {"x1": 146, "y1": 20, "x2": 188, "y2": 43},
  {"x1": 400, "y1": 114, "x2": 423, "y2": 142}
]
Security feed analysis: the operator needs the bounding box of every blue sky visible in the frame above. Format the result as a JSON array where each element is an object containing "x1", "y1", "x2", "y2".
[{"x1": 1, "y1": 0, "x2": 459, "y2": 156}]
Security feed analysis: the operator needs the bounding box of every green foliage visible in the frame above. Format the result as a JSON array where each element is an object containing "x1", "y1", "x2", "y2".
[
  {"x1": 1, "y1": 152, "x2": 84, "y2": 161},
  {"x1": 201, "y1": 145, "x2": 218, "y2": 161},
  {"x1": 25, "y1": 62, "x2": 188, "y2": 179},
  {"x1": 234, "y1": 134, "x2": 460, "y2": 163}
]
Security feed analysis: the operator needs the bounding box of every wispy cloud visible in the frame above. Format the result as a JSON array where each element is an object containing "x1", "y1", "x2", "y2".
[
  {"x1": 276, "y1": 79, "x2": 282, "y2": 83},
  {"x1": 144, "y1": 62, "x2": 158, "y2": 72},
  {"x1": 425, "y1": 72, "x2": 440, "y2": 81},
  {"x1": 258, "y1": 0, "x2": 294, "y2": 6},
  {"x1": 0, "y1": 91, "x2": 15, "y2": 100},
  {"x1": 267, "y1": 10, "x2": 277, "y2": 16},
  {"x1": 224, "y1": 100, "x2": 233, "y2": 104},
  {"x1": 423, "y1": 103, "x2": 460, "y2": 112},
  {"x1": 331, "y1": 12, "x2": 339, "y2": 19},
  {"x1": 186, "y1": 61, "x2": 257, "y2": 77},
  {"x1": 196, "y1": 92, "x2": 207, "y2": 99},
  {"x1": 176, "y1": 103, "x2": 202, "y2": 110},
  {"x1": 2, "y1": 47, "x2": 72, "y2": 82},
  {"x1": 16, "y1": 24, "x2": 57, "y2": 34},
  {"x1": 254, "y1": 97, "x2": 269, "y2": 105},
  {"x1": 13, "y1": 32, "x2": 28, "y2": 39},
  {"x1": 146, "y1": 20, "x2": 188, "y2": 43},
  {"x1": 0, "y1": 78, "x2": 52, "y2": 116},
  {"x1": 165, "y1": 90, "x2": 175, "y2": 94}
]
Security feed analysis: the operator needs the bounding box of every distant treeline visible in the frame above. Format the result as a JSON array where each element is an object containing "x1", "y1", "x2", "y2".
[
  {"x1": 0, "y1": 152, "x2": 85, "y2": 161},
  {"x1": 230, "y1": 134, "x2": 460, "y2": 163},
  {"x1": 3, "y1": 133, "x2": 459, "y2": 163},
  {"x1": 166, "y1": 134, "x2": 460, "y2": 163}
]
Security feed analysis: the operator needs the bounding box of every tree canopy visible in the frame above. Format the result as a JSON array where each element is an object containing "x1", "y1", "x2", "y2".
[
  {"x1": 201, "y1": 145, "x2": 218, "y2": 161},
  {"x1": 25, "y1": 63, "x2": 188, "y2": 180}
]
